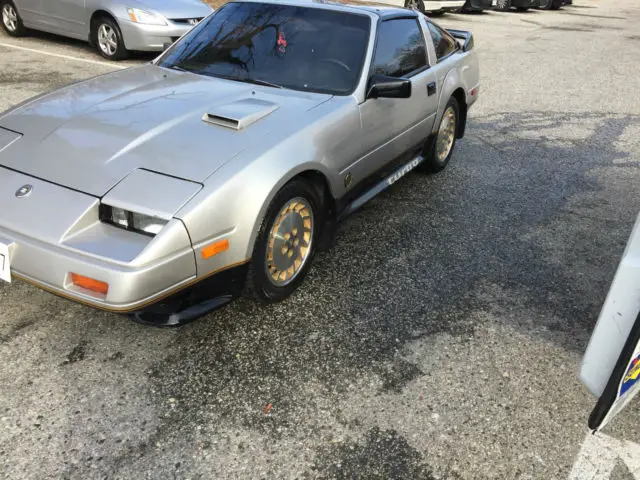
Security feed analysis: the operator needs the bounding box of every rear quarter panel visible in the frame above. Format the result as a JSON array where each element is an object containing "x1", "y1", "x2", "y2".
[
  {"x1": 436, "y1": 49, "x2": 479, "y2": 126},
  {"x1": 422, "y1": 21, "x2": 480, "y2": 133}
]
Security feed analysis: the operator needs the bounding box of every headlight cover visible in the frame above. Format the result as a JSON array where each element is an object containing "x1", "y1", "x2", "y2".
[
  {"x1": 99, "y1": 204, "x2": 168, "y2": 236},
  {"x1": 127, "y1": 8, "x2": 167, "y2": 26}
]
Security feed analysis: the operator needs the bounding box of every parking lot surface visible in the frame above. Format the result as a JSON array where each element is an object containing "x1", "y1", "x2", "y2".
[{"x1": 1, "y1": 0, "x2": 640, "y2": 478}]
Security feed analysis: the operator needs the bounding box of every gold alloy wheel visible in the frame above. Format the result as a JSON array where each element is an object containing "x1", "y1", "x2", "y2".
[
  {"x1": 436, "y1": 106, "x2": 456, "y2": 163},
  {"x1": 265, "y1": 197, "x2": 314, "y2": 287}
]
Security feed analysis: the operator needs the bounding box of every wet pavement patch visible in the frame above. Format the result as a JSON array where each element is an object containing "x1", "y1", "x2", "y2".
[
  {"x1": 307, "y1": 427, "x2": 439, "y2": 480},
  {"x1": 62, "y1": 341, "x2": 88, "y2": 365},
  {"x1": 378, "y1": 357, "x2": 424, "y2": 393}
]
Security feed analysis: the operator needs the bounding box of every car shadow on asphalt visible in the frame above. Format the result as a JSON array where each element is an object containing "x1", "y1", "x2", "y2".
[{"x1": 103, "y1": 110, "x2": 637, "y2": 465}]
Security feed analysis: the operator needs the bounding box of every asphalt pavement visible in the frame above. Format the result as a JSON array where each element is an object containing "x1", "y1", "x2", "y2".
[{"x1": 1, "y1": 0, "x2": 640, "y2": 478}]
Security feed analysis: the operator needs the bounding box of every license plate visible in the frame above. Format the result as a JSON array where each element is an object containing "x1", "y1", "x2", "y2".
[{"x1": 0, "y1": 241, "x2": 12, "y2": 283}]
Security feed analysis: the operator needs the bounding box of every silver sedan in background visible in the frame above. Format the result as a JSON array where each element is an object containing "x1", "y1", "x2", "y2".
[{"x1": 0, "y1": 0, "x2": 213, "y2": 60}]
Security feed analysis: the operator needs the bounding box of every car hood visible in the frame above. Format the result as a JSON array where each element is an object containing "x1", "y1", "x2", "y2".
[
  {"x1": 0, "y1": 64, "x2": 332, "y2": 196},
  {"x1": 135, "y1": 0, "x2": 213, "y2": 19}
]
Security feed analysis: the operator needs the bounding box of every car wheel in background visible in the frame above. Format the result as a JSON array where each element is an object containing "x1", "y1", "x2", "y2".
[
  {"x1": 459, "y1": 1, "x2": 477, "y2": 13},
  {"x1": 419, "y1": 96, "x2": 460, "y2": 173},
  {"x1": 1, "y1": 0, "x2": 26, "y2": 36},
  {"x1": 91, "y1": 15, "x2": 129, "y2": 61},
  {"x1": 538, "y1": 0, "x2": 563, "y2": 9},
  {"x1": 404, "y1": 0, "x2": 426, "y2": 13},
  {"x1": 427, "y1": 9, "x2": 446, "y2": 16},
  {"x1": 495, "y1": 0, "x2": 512, "y2": 11},
  {"x1": 246, "y1": 179, "x2": 322, "y2": 303}
]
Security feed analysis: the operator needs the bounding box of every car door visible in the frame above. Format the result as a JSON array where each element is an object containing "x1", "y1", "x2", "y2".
[
  {"x1": 356, "y1": 16, "x2": 438, "y2": 183},
  {"x1": 13, "y1": 0, "x2": 46, "y2": 27},
  {"x1": 580, "y1": 212, "x2": 640, "y2": 432},
  {"x1": 41, "y1": 0, "x2": 87, "y2": 38}
]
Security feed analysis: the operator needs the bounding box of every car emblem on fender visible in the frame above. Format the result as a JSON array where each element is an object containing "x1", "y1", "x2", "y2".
[{"x1": 15, "y1": 184, "x2": 33, "y2": 198}]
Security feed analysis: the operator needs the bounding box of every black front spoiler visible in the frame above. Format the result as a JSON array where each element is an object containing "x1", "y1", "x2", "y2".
[{"x1": 129, "y1": 263, "x2": 249, "y2": 328}]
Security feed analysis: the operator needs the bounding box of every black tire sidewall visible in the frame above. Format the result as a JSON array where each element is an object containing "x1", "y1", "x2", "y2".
[
  {"x1": 539, "y1": 0, "x2": 559, "y2": 8},
  {"x1": 92, "y1": 16, "x2": 128, "y2": 60},
  {"x1": 247, "y1": 179, "x2": 322, "y2": 303},
  {"x1": 1, "y1": 0, "x2": 26, "y2": 36}
]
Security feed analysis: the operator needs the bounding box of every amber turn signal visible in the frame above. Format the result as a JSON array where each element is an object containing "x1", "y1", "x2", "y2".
[
  {"x1": 70, "y1": 273, "x2": 109, "y2": 295},
  {"x1": 201, "y1": 239, "x2": 229, "y2": 259}
]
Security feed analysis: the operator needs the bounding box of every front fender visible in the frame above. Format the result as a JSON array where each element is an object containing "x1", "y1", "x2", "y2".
[
  {"x1": 175, "y1": 98, "x2": 358, "y2": 277},
  {"x1": 175, "y1": 131, "x2": 337, "y2": 278}
]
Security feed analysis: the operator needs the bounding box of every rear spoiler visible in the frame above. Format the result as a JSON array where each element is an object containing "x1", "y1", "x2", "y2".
[{"x1": 446, "y1": 29, "x2": 474, "y2": 52}]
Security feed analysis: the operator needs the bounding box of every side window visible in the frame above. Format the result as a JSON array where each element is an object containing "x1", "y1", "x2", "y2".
[
  {"x1": 372, "y1": 19, "x2": 427, "y2": 78},
  {"x1": 427, "y1": 21, "x2": 458, "y2": 60}
]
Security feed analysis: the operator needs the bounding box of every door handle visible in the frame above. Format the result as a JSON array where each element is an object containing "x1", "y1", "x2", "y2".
[{"x1": 427, "y1": 82, "x2": 436, "y2": 96}]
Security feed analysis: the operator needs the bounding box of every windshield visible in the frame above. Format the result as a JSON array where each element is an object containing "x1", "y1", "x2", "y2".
[{"x1": 158, "y1": 2, "x2": 371, "y2": 95}]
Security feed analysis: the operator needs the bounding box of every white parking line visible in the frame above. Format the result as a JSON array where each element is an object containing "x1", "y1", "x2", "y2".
[
  {"x1": 569, "y1": 432, "x2": 640, "y2": 479},
  {"x1": 0, "y1": 41, "x2": 126, "y2": 69}
]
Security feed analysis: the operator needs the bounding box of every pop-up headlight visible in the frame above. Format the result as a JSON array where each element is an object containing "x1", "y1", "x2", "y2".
[{"x1": 99, "y1": 204, "x2": 168, "y2": 236}]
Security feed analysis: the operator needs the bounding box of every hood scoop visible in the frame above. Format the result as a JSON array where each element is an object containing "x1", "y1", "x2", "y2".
[{"x1": 202, "y1": 98, "x2": 279, "y2": 130}]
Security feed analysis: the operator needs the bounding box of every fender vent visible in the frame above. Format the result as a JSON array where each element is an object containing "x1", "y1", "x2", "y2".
[{"x1": 202, "y1": 98, "x2": 279, "y2": 130}]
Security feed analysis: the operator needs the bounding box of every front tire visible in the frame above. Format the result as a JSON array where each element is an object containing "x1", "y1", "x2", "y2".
[
  {"x1": 1, "y1": 0, "x2": 26, "y2": 36},
  {"x1": 419, "y1": 96, "x2": 460, "y2": 173},
  {"x1": 91, "y1": 16, "x2": 128, "y2": 61},
  {"x1": 246, "y1": 179, "x2": 322, "y2": 303},
  {"x1": 495, "y1": 0, "x2": 512, "y2": 11}
]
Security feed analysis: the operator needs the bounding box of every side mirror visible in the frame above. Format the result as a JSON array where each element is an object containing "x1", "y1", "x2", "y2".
[{"x1": 366, "y1": 74, "x2": 411, "y2": 99}]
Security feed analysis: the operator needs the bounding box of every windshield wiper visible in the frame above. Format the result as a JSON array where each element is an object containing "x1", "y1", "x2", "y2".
[
  {"x1": 165, "y1": 64, "x2": 192, "y2": 73},
  {"x1": 171, "y1": 70, "x2": 285, "y2": 89},
  {"x1": 240, "y1": 77, "x2": 284, "y2": 89}
]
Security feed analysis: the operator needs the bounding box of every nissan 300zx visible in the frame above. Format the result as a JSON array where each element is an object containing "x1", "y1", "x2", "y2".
[{"x1": 0, "y1": 0, "x2": 480, "y2": 326}]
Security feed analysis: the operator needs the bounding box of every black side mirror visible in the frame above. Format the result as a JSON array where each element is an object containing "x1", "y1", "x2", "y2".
[{"x1": 366, "y1": 74, "x2": 411, "y2": 99}]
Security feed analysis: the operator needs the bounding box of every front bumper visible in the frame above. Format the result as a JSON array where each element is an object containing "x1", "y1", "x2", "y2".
[
  {"x1": 118, "y1": 18, "x2": 195, "y2": 52},
  {"x1": 2, "y1": 224, "x2": 198, "y2": 312},
  {"x1": 424, "y1": 0, "x2": 466, "y2": 11},
  {"x1": 0, "y1": 167, "x2": 198, "y2": 312}
]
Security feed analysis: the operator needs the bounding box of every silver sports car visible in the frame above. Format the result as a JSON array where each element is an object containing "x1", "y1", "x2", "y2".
[
  {"x1": 0, "y1": 0, "x2": 480, "y2": 326},
  {"x1": 0, "y1": 0, "x2": 213, "y2": 60}
]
